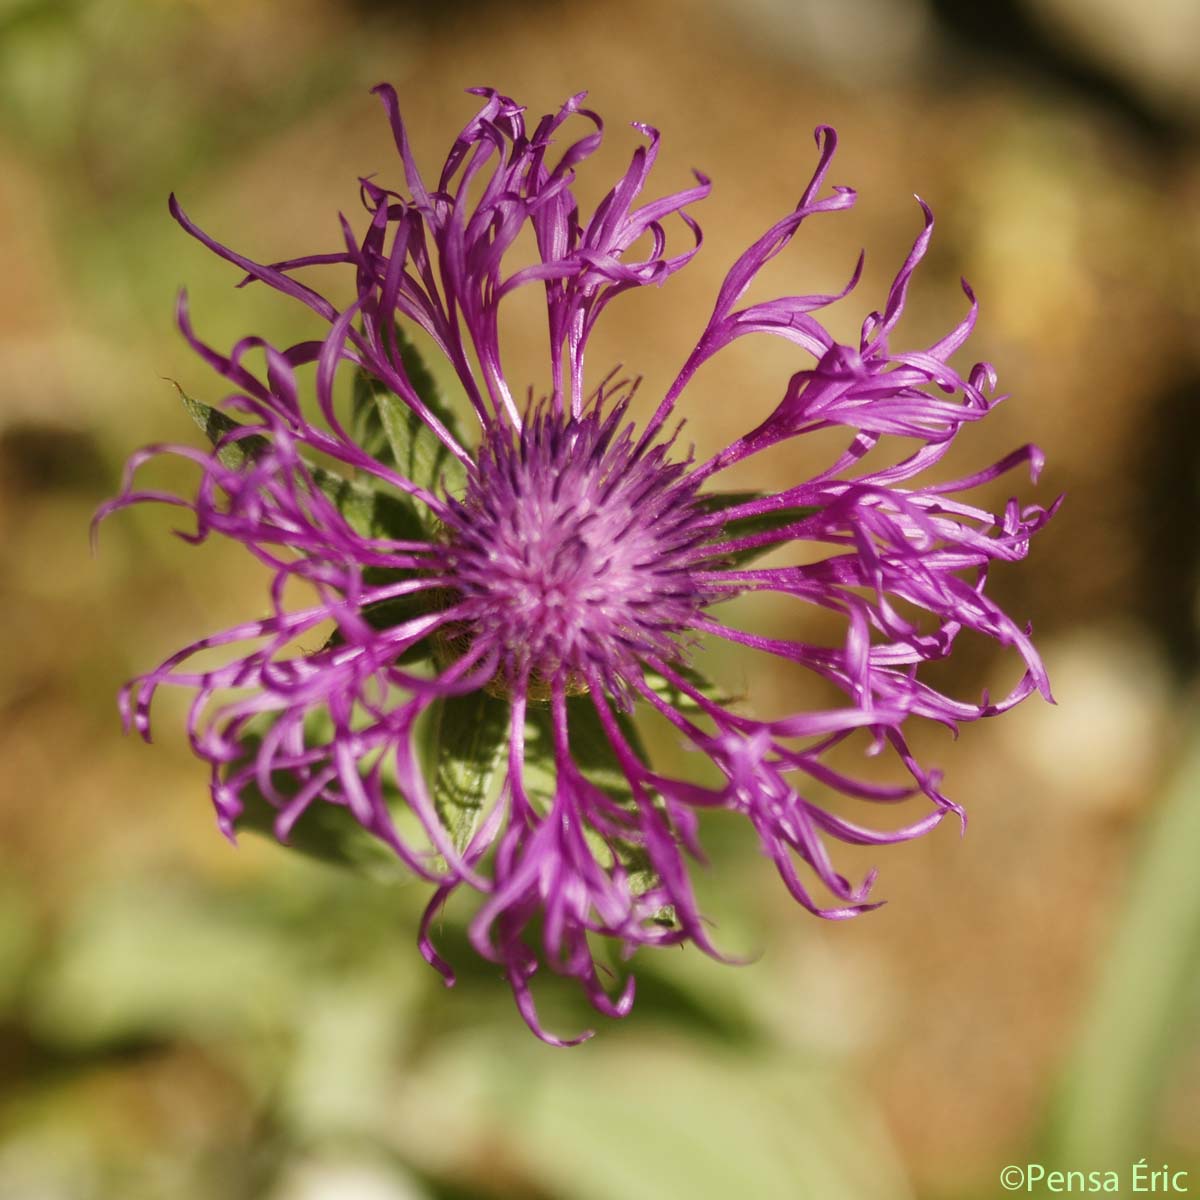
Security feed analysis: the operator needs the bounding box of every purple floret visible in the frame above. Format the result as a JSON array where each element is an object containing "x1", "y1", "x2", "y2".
[{"x1": 98, "y1": 85, "x2": 1057, "y2": 1044}]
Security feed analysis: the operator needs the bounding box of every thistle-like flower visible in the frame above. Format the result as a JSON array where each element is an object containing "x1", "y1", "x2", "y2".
[{"x1": 99, "y1": 86, "x2": 1056, "y2": 1043}]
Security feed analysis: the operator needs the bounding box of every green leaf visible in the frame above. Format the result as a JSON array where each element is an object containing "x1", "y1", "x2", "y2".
[
  {"x1": 180, "y1": 387, "x2": 443, "y2": 665},
  {"x1": 309, "y1": 467, "x2": 427, "y2": 544},
  {"x1": 29, "y1": 880, "x2": 303, "y2": 1049},
  {"x1": 424, "y1": 688, "x2": 510, "y2": 853},
  {"x1": 522, "y1": 695, "x2": 646, "y2": 809},
  {"x1": 521, "y1": 695, "x2": 673, "y2": 922},
  {"x1": 349, "y1": 368, "x2": 393, "y2": 465},
  {"x1": 643, "y1": 660, "x2": 739, "y2": 716},
  {"x1": 234, "y1": 782, "x2": 404, "y2": 881},
  {"x1": 177, "y1": 382, "x2": 270, "y2": 470},
  {"x1": 1044, "y1": 705, "x2": 1200, "y2": 1168},
  {"x1": 230, "y1": 712, "x2": 404, "y2": 882},
  {"x1": 695, "y1": 490, "x2": 821, "y2": 569},
  {"x1": 352, "y1": 327, "x2": 469, "y2": 510},
  {"x1": 177, "y1": 385, "x2": 427, "y2": 544},
  {"x1": 516, "y1": 1042, "x2": 912, "y2": 1200}
]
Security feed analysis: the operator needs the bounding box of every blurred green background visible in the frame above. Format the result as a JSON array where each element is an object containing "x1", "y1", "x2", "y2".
[{"x1": 2, "y1": 0, "x2": 1200, "y2": 1197}]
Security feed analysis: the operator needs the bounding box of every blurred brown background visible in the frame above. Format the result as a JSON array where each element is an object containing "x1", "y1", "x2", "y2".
[{"x1": 2, "y1": 0, "x2": 1199, "y2": 1197}]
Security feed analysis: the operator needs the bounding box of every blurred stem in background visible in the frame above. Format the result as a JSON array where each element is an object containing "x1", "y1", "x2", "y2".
[{"x1": 1047, "y1": 701, "x2": 1200, "y2": 1166}]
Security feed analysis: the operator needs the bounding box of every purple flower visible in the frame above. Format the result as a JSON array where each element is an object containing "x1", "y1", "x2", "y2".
[{"x1": 99, "y1": 86, "x2": 1057, "y2": 1044}]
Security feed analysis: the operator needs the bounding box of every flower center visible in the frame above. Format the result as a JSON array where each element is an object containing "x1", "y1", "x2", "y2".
[{"x1": 439, "y1": 407, "x2": 707, "y2": 697}]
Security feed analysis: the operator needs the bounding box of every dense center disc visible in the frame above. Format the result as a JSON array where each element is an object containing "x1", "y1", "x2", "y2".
[{"x1": 438, "y1": 405, "x2": 709, "y2": 695}]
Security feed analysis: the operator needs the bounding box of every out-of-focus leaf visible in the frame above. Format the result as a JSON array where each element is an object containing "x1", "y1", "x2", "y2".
[
  {"x1": 29, "y1": 881, "x2": 301, "y2": 1048},
  {"x1": 695, "y1": 489, "x2": 821, "y2": 568},
  {"x1": 424, "y1": 688, "x2": 510, "y2": 852},
  {"x1": 1045, "y1": 706, "x2": 1200, "y2": 1168},
  {"x1": 386, "y1": 1034, "x2": 912, "y2": 1200},
  {"x1": 269, "y1": 1156, "x2": 435, "y2": 1200},
  {"x1": 523, "y1": 1042, "x2": 914, "y2": 1200},
  {"x1": 0, "y1": 876, "x2": 35, "y2": 1012},
  {"x1": 279, "y1": 981, "x2": 414, "y2": 1142}
]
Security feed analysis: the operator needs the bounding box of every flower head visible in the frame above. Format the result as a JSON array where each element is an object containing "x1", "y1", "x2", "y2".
[
  {"x1": 442, "y1": 398, "x2": 709, "y2": 699},
  {"x1": 98, "y1": 85, "x2": 1057, "y2": 1044}
]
